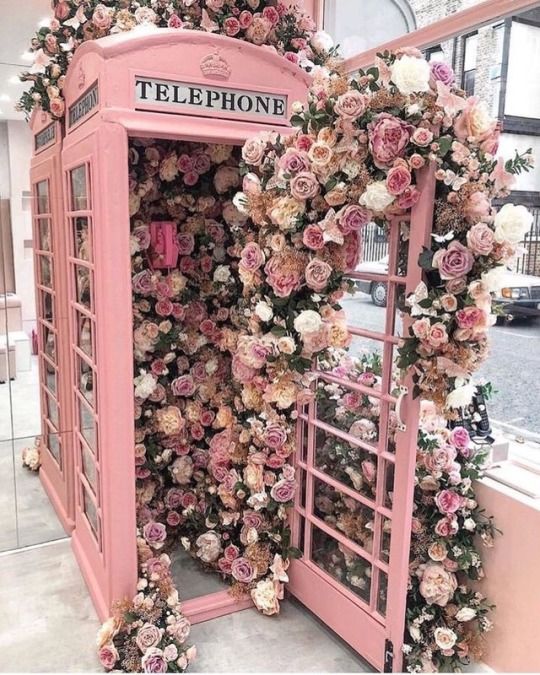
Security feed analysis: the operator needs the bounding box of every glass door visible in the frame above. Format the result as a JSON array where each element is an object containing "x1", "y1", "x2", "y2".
[{"x1": 289, "y1": 169, "x2": 436, "y2": 672}]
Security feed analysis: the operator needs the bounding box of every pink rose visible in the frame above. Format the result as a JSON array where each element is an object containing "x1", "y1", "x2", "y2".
[
  {"x1": 240, "y1": 242, "x2": 265, "y2": 271},
  {"x1": 177, "y1": 233, "x2": 194, "y2": 256},
  {"x1": 456, "y1": 305, "x2": 486, "y2": 330},
  {"x1": 262, "y1": 6, "x2": 280, "y2": 25},
  {"x1": 336, "y1": 204, "x2": 371, "y2": 234},
  {"x1": 141, "y1": 648, "x2": 167, "y2": 673},
  {"x1": 290, "y1": 172, "x2": 320, "y2": 201},
  {"x1": 244, "y1": 511, "x2": 263, "y2": 530},
  {"x1": 334, "y1": 91, "x2": 367, "y2": 120},
  {"x1": 92, "y1": 4, "x2": 113, "y2": 30},
  {"x1": 454, "y1": 97, "x2": 497, "y2": 146},
  {"x1": 396, "y1": 185, "x2": 421, "y2": 209},
  {"x1": 239, "y1": 10, "x2": 253, "y2": 28},
  {"x1": 411, "y1": 127, "x2": 434, "y2": 147},
  {"x1": 466, "y1": 223, "x2": 495, "y2": 256},
  {"x1": 224, "y1": 544, "x2": 240, "y2": 561},
  {"x1": 168, "y1": 14, "x2": 184, "y2": 28},
  {"x1": 463, "y1": 191, "x2": 491, "y2": 224},
  {"x1": 184, "y1": 171, "x2": 199, "y2": 186},
  {"x1": 136, "y1": 623, "x2": 163, "y2": 653},
  {"x1": 434, "y1": 516, "x2": 459, "y2": 537},
  {"x1": 412, "y1": 318, "x2": 430, "y2": 340},
  {"x1": 54, "y1": 1, "x2": 70, "y2": 21},
  {"x1": 264, "y1": 423, "x2": 287, "y2": 449},
  {"x1": 303, "y1": 224, "x2": 325, "y2": 250},
  {"x1": 278, "y1": 149, "x2": 310, "y2": 175},
  {"x1": 344, "y1": 231, "x2": 361, "y2": 272},
  {"x1": 49, "y1": 97, "x2": 65, "y2": 118},
  {"x1": 246, "y1": 16, "x2": 273, "y2": 45},
  {"x1": 424, "y1": 445, "x2": 457, "y2": 473},
  {"x1": 426, "y1": 322, "x2": 448, "y2": 348},
  {"x1": 143, "y1": 521, "x2": 167, "y2": 546},
  {"x1": 433, "y1": 241, "x2": 474, "y2": 280},
  {"x1": 429, "y1": 61, "x2": 455, "y2": 87},
  {"x1": 386, "y1": 165, "x2": 412, "y2": 195},
  {"x1": 99, "y1": 644, "x2": 119, "y2": 670},
  {"x1": 435, "y1": 489, "x2": 463, "y2": 514},
  {"x1": 270, "y1": 479, "x2": 296, "y2": 503},
  {"x1": 231, "y1": 557, "x2": 255, "y2": 583},
  {"x1": 305, "y1": 258, "x2": 332, "y2": 292},
  {"x1": 450, "y1": 426, "x2": 470, "y2": 450},
  {"x1": 171, "y1": 375, "x2": 196, "y2": 397},
  {"x1": 368, "y1": 113, "x2": 414, "y2": 169},
  {"x1": 264, "y1": 256, "x2": 302, "y2": 298}
]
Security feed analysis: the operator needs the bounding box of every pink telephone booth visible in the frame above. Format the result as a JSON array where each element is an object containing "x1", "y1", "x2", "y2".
[
  {"x1": 60, "y1": 29, "x2": 310, "y2": 623},
  {"x1": 29, "y1": 109, "x2": 75, "y2": 534}
]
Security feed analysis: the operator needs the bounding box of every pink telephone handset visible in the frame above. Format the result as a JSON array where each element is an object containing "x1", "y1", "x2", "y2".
[{"x1": 149, "y1": 221, "x2": 179, "y2": 269}]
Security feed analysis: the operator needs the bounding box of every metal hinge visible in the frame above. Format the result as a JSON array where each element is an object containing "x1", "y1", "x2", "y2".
[{"x1": 383, "y1": 639, "x2": 394, "y2": 673}]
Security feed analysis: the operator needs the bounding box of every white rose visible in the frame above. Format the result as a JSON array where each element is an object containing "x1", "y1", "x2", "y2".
[
  {"x1": 247, "y1": 491, "x2": 269, "y2": 510},
  {"x1": 409, "y1": 624, "x2": 422, "y2": 642},
  {"x1": 463, "y1": 517, "x2": 476, "y2": 531},
  {"x1": 293, "y1": 310, "x2": 323, "y2": 335},
  {"x1": 390, "y1": 55, "x2": 431, "y2": 96},
  {"x1": 250, "y1": 578, "x2": 279, "y2": 615},
  {"x1": 455, "y1": 607, "x2": 477, "y2": 622},
  {"x1": 277, "y1": 336, "x2": 296, "y2": 354},
  {"x1": 255, "y1": 301, "x2": 274, "y2": 322},
  {"x1": 195, "y1": 531, "x2": 222, "y2": 563},
  {"x1": 213, "y1": 265, "x2": 231, "y2": 283},
  {"x1": 446, "y1": 383, "x2": 477, "y2": 409},
  {"x1": 434, "y1": 627, "x2": 457, "y2": 650},
  {"x1": 291, "y1": 100, "x2": 304, "y2": 114},
  {"x1": 359, "y1": 181, "x2": 394, "y2": 213},
  {"x1": 481, "y1": 265, "x2": 507, "y2": 294},
  {"x1": 494, "y1": 203, "x2": 533, "y2": 244},
  {"x1": 134, "y1": 372, "x2": 157, "y2": 400},
  {"x1": 311, "y1": 30, "x2": 334, "y2": 52},
  {"x1": 232, "y1": 191, "x2": 248, "y2": 214}
]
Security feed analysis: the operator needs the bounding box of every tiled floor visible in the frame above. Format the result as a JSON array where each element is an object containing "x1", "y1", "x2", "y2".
[{"x1": 0, "y1": 539, "x2": 372, "y2": 673}]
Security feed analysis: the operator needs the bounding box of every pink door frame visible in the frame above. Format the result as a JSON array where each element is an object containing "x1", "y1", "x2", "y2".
[
  {"x1": 30, "y1": 109, "x2": 75, "y2": 534},
  {"x1": 288, "y1": 166, "x2": 436, "y2": 672},
  {"x1": 60, "y1": 30, "x2": 310, "y2": 624}
]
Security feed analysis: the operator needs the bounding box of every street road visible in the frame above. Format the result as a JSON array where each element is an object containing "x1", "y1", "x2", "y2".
[{"x1": 341, "y1": 293, "x2": 540, "y2": 435}]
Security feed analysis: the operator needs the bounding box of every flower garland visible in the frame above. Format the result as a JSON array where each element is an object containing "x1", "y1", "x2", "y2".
[{"x1": 18, "y1": 0, "x2": 333, "y2": 120}]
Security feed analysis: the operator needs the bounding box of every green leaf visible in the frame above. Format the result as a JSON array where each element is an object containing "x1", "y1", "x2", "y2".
[
  {"x1": 290, "y1": 114, "x2": 305, "y2": 127},
  {"x1": 438, "y1": 136, "x2": 452, "y2": 157},
  {"x1": 418, "y1": 247, "x2": 435, "y2": 270}
]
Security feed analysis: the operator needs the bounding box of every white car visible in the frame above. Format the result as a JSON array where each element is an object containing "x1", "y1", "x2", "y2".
[
  {"x1": 494, "y1": 270, "x2": 540, "y2": 320},
  {"x1": 354, "y1": 256, "x2": 389, "y2": 306}
]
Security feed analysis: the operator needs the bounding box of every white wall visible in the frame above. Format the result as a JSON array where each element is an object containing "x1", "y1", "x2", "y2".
[
  {"x1": 0, "y1": 123, "x2": 10, "y2": 197},
  {"x1": 6, "y1": 120, "x2": 35, "y2": 334},
  {"x1": 499, "y1": 132, "x2": 540, "y2": 193},
  {"x1": 505, "y1": 21, "x2": 540, "y2": 119}
]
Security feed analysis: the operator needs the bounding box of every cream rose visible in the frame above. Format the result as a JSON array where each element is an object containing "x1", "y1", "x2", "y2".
[
  {"x1": 359, "y1": 181, "x2": 394, "y2": 213},
  {"x1": 418, "y1": 562, "x2": 457, "y2": 607},
  {"x1": 434, "y1": 627, "x2": 457, "y2": 651},
  {"x1": 390, "y1": 55, "x2": 431, "y2": 95},
  {"x1": 195, "y1": 531, "x2": 222, "y2": 563},
  {"x1": 293, "y1": 310, "x2": 323, "y2": 335},
  {"x1": 250, "y1": 578, "x2": 280, "y2": 615},
  {"x1": 493, "y1": 203, "x2": 533, "y2": 244},
  {"x1": 455, "y1": 607, "x2": 477, "y2": 622}
]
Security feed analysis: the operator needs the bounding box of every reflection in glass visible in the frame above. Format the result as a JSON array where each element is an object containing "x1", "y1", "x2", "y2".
[
  {"x1": 46, "y1": 394, "x2": 59, "y2": 429},
  {"x1": 78, "y1": 356, "x2": 95, "y2": 407},
  {"x1": 311, "y1": 526, "x2": 371, "y2": 604},
  {"x1": 79, "y1": 397, "x2": 96, "y2": 452},
  {"x1": 74, "y1": 264, "x2": 92, "y2": 310},
  {"x1": 377, "y1": 570, "x2": 388, "y2": 616},
  {"x1": 81, "y1": 439, "x2": 97, "y2": 493},
  {"x1": 72, "y1": 217, "x2": 91, "y2": 261},
  {"x1": 313, "y1": 477, "x2": 375, "y2": 553},
  {"x1": 315, "y1": 427, "x2": 378, "y2": 501},
  {"x1": 83, "y1": 485, "x2": 99, "y2": 538},
  {"x1": 40, "y1": 290, "x2": 54, "y2": 323},
  {"x1": 36, "y1": 180, "x2": 49, "y2": 214},
  {"x1": 76, "y1": 312, "x2": 93, "y2": 358},
  {"x1": 380, "y1": 517, "x2": 392, "y2": 565},
  {"x1": 39, "y1": 255, "x2": 53, "y2": 288},
  {"x1": 38, "y1": 218, "x2": 51, "y2": 251},
  {"x1": 46, "y1": 429, "x2": 62, "y2": 467},
  {"x1": 46, "y1": 368, "x2": 57, "y2": 397},
  {"x1": 383, "y1": 460, "x2": 394, "y2": 508},
  {"x1": 42, "y1": 324, "x2": 56, "y2": 364},
  {"x1": 70, "y1": 165, "x2": 88, "y2": 211}
]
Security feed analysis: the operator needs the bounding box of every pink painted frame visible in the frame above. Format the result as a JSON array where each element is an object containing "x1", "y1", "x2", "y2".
[
  {"x1": 29, "y1": 108, "x2": 75, "y2": 534},
  {"x1": 288, "y1": 166, "x2": 436, "y2": 672},
  {"x1": 60, "y1": 30, "x2": 310, "y2": 623}
]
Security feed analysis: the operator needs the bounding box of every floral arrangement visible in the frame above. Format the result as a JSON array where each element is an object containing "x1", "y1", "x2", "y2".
[
  {"x1": 98, "y1": 536, "x2": 196, "y2": 672},
  {"x1": 18, "y1": 0, "x2": 334, "y2": 120},
  {"x1": 21, "y1": 437, "x2": 42, "y2": 471}
]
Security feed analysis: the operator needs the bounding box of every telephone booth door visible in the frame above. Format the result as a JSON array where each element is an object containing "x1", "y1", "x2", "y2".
[
  {"x1": 29, "y1": 110, "x2": 74, "y2": 533},
  {"x1": 288, "y1": 168, "x2": 436, "y2": 672},
  {"x1": 62, "y1": 124, "x2": 137, "y2": 620}
]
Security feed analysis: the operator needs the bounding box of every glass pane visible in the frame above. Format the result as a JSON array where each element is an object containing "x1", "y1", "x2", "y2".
[
  {"x1": 39, "y1": 255, "x2": 53, "y2": 288},
  {"x1": 311, "y1": 526, "x2": 371, "y2": 604},
  {"x1": 45, "y1": 367, "x2": 57, "y2": 397},
  {"x1": 77, "y1": 356, "x2": 95, "y2": 408},
  {"x1": 82, "y1": 485, "x2": 99, "y2": 538},
  {"x1": 377, "y1": 570, "x2": 388, "y2": 617},
  {"x1": 46, "y1": 427, "x2": 61, "y2": 467},
  {"x1": 379, "y1": 517, "x2": 392, "y2": 565},
  {"x1": 45, "y1": 394, "x2": 59, "y2": 429},
  {"x1": 313, "y1": 477, "x2": 375, "y2": 553},
  {"x1": 37, "y1": 218, "x2": 51, "y2": 251},
  {"x1": 74, "y1": 264, "x2": 92, "y2": 310},
  {"x1": 314, "y1": 427, "x2": 378, "y2": 501},
  {"x1": 76, "y1": 312, "x2": 93, "y2": 358},
  {"x1": 42, "y1": 324, "x2": 56, "y2": 364},
  {"x1": 36, "y1": 180, "x2": 49, "y2": 214},
  {"x1": 80, "y1": 439, "x2": 97, "y2": 494},
  {"x1": 72, "y1": 217, "x2": 91, "y2": 261},
  {"x1": 70, "y1": 165, "x2": 88, "y2": 211},
  {"x1": 383, "y1": 460, "x2": 395, "y2": 509},
  {"x1": 40, "y1": 290, "x2": 54, "y2": 323},
  {"x1": 78, "y1": 397, "x2": 96, "y2": 452}
]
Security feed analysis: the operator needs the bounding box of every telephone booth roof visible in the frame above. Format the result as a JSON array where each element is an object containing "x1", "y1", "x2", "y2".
[{"x1": 63, "y1": 29, "x2": 311, "y2": 144}]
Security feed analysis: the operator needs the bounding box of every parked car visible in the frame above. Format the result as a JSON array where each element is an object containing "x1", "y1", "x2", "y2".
[
  {"x1": 354, "y1": 256, "x2": 389, "y2": 306},
  {"x1": 494, "y1": 270, "x2": 540, "y2": 321}
]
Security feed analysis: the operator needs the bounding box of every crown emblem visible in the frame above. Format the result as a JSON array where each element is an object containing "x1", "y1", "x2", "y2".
[
  {"x1": 77, "y1": 64, "x2": 86, "y2": 90},
  {"x1": 200, "y1": 49, "x2": 231, "y2": 80}
]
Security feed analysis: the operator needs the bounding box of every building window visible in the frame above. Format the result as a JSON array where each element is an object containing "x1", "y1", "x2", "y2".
[
  {"x1": 425, "y1": 45, "x2": 445, "y2": 62},
  {"x1": 462, "y1": 33, "x2": 478, "y2": 96}
]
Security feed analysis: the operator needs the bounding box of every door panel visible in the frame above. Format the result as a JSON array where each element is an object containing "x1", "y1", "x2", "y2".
[{"x1": 289, "y1": 167, "x2": 436, "y2": 672}]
